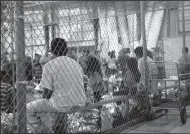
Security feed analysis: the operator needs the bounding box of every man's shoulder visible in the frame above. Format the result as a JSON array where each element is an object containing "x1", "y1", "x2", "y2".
[
  {"x1": 49, "y1": 56, "x2": 82, "y2": 68},
  {"x1": 48, "y1": 56, "x2": 71, "y2": 63}
]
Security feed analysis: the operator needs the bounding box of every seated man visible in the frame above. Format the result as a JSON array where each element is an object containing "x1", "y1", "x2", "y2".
[
  {"x1": 178, "y1": 46, "x2": 190, "y2": 74},
  {"x1": 27, "y1": 38, "x2": 86, "y2": 133}
]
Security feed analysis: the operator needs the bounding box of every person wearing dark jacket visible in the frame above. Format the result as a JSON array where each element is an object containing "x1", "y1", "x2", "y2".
[{"x1": 25, "y1": 56, "x2": 33, "y2": 81}]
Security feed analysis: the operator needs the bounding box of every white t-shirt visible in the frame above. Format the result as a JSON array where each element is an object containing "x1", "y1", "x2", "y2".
[
  {"x1": 138, "y1": 57, "x2": 158, "y2": 93},
  {"x1": 109, "y1": 75, "x2": 118, "y2": 85},
  {"x1": 107, "y1": 57, "x2": 117, "y2": 69},
  {"x1": 40, "y1": 56, "x2": 86, "y2": 112}
]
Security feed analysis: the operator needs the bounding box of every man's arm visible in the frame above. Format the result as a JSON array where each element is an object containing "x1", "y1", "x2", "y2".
[{"x1": 40, "y1": 63, "x2": 53, "y2": 99}]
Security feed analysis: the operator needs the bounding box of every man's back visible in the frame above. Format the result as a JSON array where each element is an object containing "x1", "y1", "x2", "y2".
[
  {"x1": 40, "y1": 56, "x2": 86, "y2": 112},
  {"x1": 178, "y1": 53, "x2": 190, "y2": 73}
]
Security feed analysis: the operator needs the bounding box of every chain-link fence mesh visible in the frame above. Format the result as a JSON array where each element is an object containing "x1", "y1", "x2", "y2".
[{"x1": 1, "y1": 1, "x2": 190, "y2": 134}]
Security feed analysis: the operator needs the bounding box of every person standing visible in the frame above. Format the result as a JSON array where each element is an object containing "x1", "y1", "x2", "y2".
[
  {"x1": 106, "y1": 51, "x2": 117, "y2": 77},
  {"x1": 134, "y1": 46, "x2": 158, "y2": 94},
  {"x1": 25, "y1": 56, "x2": 33, "y2": 81},
  {"x1": 33, "y1": 54, "x2": 42, "y2": 83},
  {"x1": 178, "y1": 46, "x2": 190, "y2": 73},
  {"x1": 79, "y1": 50, "x2": 88, "y2": 75}
]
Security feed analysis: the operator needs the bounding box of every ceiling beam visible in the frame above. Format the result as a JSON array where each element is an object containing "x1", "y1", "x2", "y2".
[{"x1": 23, "y1": 1, "x2": 182, "y2": 13}]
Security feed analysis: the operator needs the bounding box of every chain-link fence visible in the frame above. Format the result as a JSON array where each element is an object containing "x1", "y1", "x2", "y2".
[{"x1": 1, "y1": 1, "x2": 190, "y2": 134}]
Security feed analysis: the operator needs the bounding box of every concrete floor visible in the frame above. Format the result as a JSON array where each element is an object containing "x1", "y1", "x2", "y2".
[{"x1": 122, "y1": 106, "x2": 190, "y2": 133}]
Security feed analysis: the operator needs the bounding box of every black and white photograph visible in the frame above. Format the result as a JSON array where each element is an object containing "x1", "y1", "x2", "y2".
[{"x1": 1, "y1": 1, "x2": 190, "y2": 133}]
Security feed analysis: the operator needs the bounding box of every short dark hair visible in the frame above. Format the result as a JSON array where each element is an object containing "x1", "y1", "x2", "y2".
[
  {"x1": 51, "y1": 38, "x2": 68, "y2": 56},
  {"x1": 134, "y1": 46, "x2": 143, "y2": 58},
  {"x1": 185, "y1": 47, "x2": 189, "y2": 53},
  {"x1": 86, "y1": 50, "x2": 90, "y2": 54},
  {"x1": 86, "y1": 55, "x2": 102, "y2": 77}
]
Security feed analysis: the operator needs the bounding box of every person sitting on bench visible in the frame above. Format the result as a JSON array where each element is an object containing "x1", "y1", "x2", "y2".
[{"x1": 26, "y1": 38, "x2": 86, "y2": 133}]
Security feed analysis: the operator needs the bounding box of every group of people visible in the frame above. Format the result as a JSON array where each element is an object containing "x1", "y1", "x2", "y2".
[
  {"x1": 0, "y1": 37, "x2": 156, "y2": 133},
  {"x1": 25, "y1": 38, "x2": 158, "y2": 132},
  {"x1": 1, "y1": 36, "x2": 190, "y2": 133}
]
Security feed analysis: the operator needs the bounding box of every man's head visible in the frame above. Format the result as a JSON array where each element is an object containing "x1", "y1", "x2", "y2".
[
  {"x1": 50, "y1": 38, "x2": 68, "y2": 56},
  {"x1": 86, "y1": 55, "x2": 102, "y2": 87},
  {"x1": 119, "y1": 48, "x2": 130, "y2": 57},
  {"x1": 34, "y1": 53, "x2": 41, "y2": 60},
  {"x1": 25, "y1": 56, "x2": 31, "y2": 62},
  {"x1": 82, "y1": 50, "x2": 90, "y2": 57},
  {"x1": 108, "y1": 51, "x2": 115, "y2": 59},
  {"x1": 134, "y1": 46, "x2": 143, "y2": 59},
  {"x1": 182, "y1": 46, "x2": 189, "y2": 54},
  {"x1": 124, "y1": 48, "x2": 130, "y2": 54},
  {"x1": 71, "y1": 50, "x2": 76, "y2": 55},
  {"x1": 86, "y1": 50, "x2": 90, "y2": 56},
  {"x1": 86, "y1": 55, "x2": 102, "y2": 75}
]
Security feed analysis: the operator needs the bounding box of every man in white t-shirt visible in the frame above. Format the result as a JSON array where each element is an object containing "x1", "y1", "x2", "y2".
[
  {"x1": 178, "y1": 46, "x2": 190, "y2": 73},
  {"x1": 27, "y1": 38, "x2": 86, "y2": 133},
  {"x1": 134, "y1": 46, "x2": 158, "y2": 93},
  {"x1": 108, "y1": 71, "x2": 122, "y2": 92},
  {"x1": 106, "y1": 51, "x2": 117, "y2": 71}
]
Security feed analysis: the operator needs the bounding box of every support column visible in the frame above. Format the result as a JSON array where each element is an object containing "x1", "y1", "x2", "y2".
[
  {"x1": 182, "y1": 1, "x2": 187, "y2": 64},
  {"x1": 92, "y1": 2, "x2": 99, "y2": 53},
  {"x1": 43, "y1": 4, "x2": 49, "y2": 56},
  {"x1": 51, "y1": 3, "x2": 56, "y2": 39},
  {"x1": 140, "y1": 1, "x2": 148, "y2": 91},
  {"x1": 15, "y1": 1, "x2": 27, "y2": 133},
  {"x1": 182, "y1": 1, "x2": 186, "y2": 48}
]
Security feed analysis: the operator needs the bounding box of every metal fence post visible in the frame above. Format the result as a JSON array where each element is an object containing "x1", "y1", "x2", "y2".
[
  {"x1": 182, "y1": 1, "x2": 187, "y2": 64},
  {"x1": 182, "y1": 1, "x2": 186, "y2": 48},
  {"x1": 10, "y1": 1, "x2": 16, "y2": 131},
  {"x1": 93, "y1": 2, "x2": 99, "y2": 52},
  {"x1": 51, "y1": 3, "x2": 56, "y2": 39},
  {"x1": 15, "y1": 1, "x2": 27, "y2": 133},
  {"x1": 43, "y1": 3, "x2": 49, "y2": 56},
  {"x1": 140, "y1": 1, "x2": 148, "y2": 90}
]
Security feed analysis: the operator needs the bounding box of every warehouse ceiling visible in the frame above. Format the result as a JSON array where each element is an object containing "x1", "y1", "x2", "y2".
[{"x1": 23, "y1": 1, "x2": 183, "y2": 12}]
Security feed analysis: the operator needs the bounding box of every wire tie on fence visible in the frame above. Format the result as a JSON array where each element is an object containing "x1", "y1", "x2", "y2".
[
  {"x1": 17, "y1": 16, "x2": 24, "y2": 20},
  {"x1": 44, "y1": 22, "x2": 58, "y2": 27},
  {"x1": 44, "y1": 23, "x2": 51, "y2": 26},
  {"x1": 17, "y1": 81, "x2": 28, "y2": 85}
]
